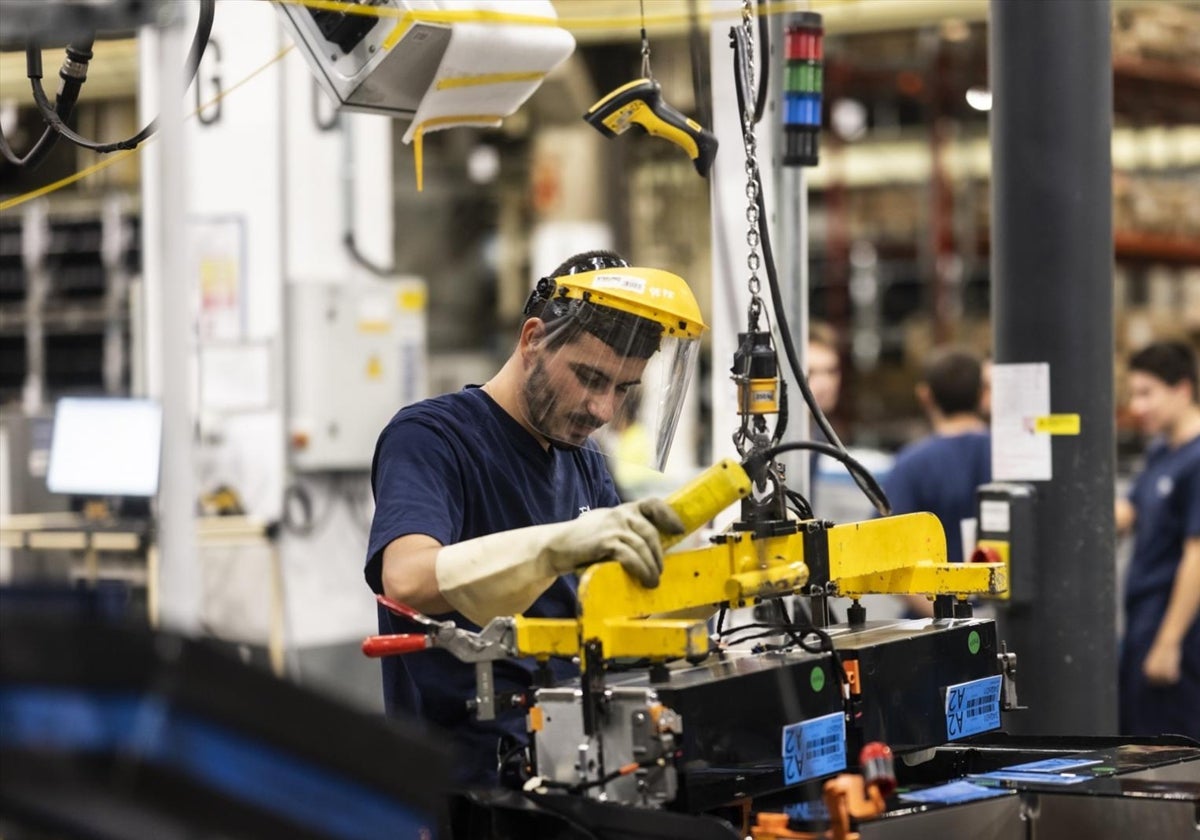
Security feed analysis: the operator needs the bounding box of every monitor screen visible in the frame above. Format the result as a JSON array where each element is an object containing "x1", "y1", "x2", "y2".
[{"x1": 46, "y1": 398, "x2": 164, "y2": 498}]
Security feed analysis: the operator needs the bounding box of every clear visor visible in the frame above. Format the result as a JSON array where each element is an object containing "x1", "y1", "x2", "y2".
[{"x1": 517, "y1": 312, "x2": 700, "y2": 473}]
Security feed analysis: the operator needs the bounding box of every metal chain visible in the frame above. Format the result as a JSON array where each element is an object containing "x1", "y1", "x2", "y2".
[{"x1": 741, "y1": 0, "x2": 761, "y2": 299}]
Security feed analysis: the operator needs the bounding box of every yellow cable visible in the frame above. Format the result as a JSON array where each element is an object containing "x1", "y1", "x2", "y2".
[
  {"x1": 278, "y1": 0, "x2": 813, "y2": 30},
  {"x1": 0, "y1": 151, "x2": 138, "y2": 213},
  {"x1": 276, "y1": 0, "x2": 407, "y2": 19},
  {"x1": 1, "y1": 45, "x2": 294, "y2": 214}
]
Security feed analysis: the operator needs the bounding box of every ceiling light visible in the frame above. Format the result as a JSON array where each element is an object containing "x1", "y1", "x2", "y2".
[{"x1": 965, "y1": 86, "x2": 992, "y2": 111}]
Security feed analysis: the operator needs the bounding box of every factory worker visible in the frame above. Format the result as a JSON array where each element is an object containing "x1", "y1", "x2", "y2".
[
  {"x1": 364, "y1": 250, "x2": 706, "y2": 786},
  {"x1": 882, "y1": 346, "x2": 991, "y2": 619},
  {"x1": 1116, "y1": 340, "x2": 1200, "y2": 742}
]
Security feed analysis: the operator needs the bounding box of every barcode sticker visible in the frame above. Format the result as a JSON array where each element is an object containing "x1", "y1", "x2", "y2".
[
  {"x1": 944, "y1": 675, "x2": 1002, "y2": 740},
  {"x1": 781, "y1": 712, "x2": 846, "y2": 785},
  {"x1": 592, "y1": 274, "x2": 647, "y2": 294}
]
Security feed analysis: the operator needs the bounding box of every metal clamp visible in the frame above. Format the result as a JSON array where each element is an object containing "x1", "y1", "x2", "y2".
[
  {"x1": 367, "y1": 596, "x2": 520, "y2": 720},
  {"x1": 998, "y1": 641, "x2": 1025, "y2": 711}
]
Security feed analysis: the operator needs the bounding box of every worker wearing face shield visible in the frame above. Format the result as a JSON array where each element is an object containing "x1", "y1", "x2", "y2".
[{"x1": 364, "y1": 250, "x2": 706, "y2": 786}]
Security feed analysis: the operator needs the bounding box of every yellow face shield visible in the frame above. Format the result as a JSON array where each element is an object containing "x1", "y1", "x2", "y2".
[{"x1": 519, "y1": 263, "x2": 707, "y2": 473}]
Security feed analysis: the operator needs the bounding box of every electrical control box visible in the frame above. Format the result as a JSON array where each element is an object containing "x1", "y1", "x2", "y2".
[
  {"x1": 287, "y1": 280, "x2": 426, "y2": 472},
  {"x1": 975, "y1": 482, "x2": 1037, "y2": 603}
]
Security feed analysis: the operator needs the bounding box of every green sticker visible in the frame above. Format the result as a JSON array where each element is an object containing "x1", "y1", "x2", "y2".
[
  {"x1": 968, "y1": 630, "x2": 981, "y2": 655},
  {"x1": 810, "y1": 666, "x2": 826, "y2": 692}
]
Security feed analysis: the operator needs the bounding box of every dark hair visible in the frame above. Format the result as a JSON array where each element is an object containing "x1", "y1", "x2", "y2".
[
  {"x1": 1129, "y1": 340, "x2": 1198, "y2": 401},
  {"x1": 923, "y1": 346, "x2": 982, "y2": 415},
  {"x1": 523, "y1": 250, "x2": 663, "y2": 360}
]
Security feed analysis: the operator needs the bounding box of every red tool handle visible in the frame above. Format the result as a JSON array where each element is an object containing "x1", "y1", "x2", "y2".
[
  {"x1": 376, "y1": 594, "x2": 428, "y2": 622},
  {"x1": 361, "y1": 634, "x2": 429, "y2": 658}
]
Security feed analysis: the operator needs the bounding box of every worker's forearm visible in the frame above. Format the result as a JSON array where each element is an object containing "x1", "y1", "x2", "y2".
[
  {"x1": 1153, "y1": 541, "x2": 1200, "y2": 647},
  {"x1": 1115, "y1": 498, "x2": 1135, "y2": 535},
  {"x1": 381, "y1": 541, "x2": 455, "y2": 615}
]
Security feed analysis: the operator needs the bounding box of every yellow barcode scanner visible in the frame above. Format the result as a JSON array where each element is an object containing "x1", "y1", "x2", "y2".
[{"x1": 584, "y1": 78, "x2": 719, "y2": 177}]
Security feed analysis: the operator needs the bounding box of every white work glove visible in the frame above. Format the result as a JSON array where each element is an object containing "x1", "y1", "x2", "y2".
[{"x1": 435, "y1": 499, "x2": 685, "y2": 626}]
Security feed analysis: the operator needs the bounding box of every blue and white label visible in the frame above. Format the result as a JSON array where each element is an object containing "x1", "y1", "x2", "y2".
[
  {"x1": 1003, "y1": 757, "x2": 1101, "y2": 773},
  {"x1": 783, "y1": 799, "x2": 830, "y2": 823},
  {"x1": 782, "y1": 712, "x2": 846, "y2": 785},
  {"x1": 898, "y1": 780, "x2": 1012, "y2": 805},
  {"x1": 944, "y1": 675, "x2": 1002, "y2": 740},
  {"x1": 969, "y1": 770, "x2": 1089, "y2": 786}
]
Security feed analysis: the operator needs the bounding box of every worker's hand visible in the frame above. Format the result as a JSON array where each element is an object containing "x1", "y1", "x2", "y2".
[
  {"x1": 543, "y1": 498, "x2": 685, "y2": 588},
  {"x1": 1143, "y1": 640, "x2": 1182, "y2": 686},
  {"x1": 435, "y1": 498, "x2": 685, "y2": 626}
]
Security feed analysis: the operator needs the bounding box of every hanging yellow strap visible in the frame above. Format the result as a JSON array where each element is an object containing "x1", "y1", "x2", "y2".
[
  {"x1": 410, "y1": 114, "x2": 504, "y2": 192},
  {"x1": 413, "y1": 125, "x2": 424, "y2": 193}
]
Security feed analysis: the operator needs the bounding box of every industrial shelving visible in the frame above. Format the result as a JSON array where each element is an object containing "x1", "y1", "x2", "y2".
[{"x1": 0, "y1": 197, "x2": 139, "y2": 407}]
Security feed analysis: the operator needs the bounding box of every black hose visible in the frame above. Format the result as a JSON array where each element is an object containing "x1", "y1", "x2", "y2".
[
  {"x1": 745, "y1": 440, "x2": 890, "y2": 515},
  {"x1": 1, "y1": 35, "x2": 94, "y2": 168},
  {"x1": 730, "y1": 29, "x2": 889, "y2": 517},
  {"x1": 754, "y1": 177, "x2": 888, "y2": 505},
  {"x1": 27, "y1": 0, "x2": 215, "y2": 154},
  {"x1": 687, "y1": 0, "x2": 711, "y2": 129},
  {"x1": 344, "y1": 232, "x2": 396, "y2": 278},
  {"x1": 785, "y1": 488, "x2": 813, "y2": 520}
]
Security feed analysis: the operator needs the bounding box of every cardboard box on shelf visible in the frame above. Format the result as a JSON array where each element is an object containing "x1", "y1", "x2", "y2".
[
  {"x1": 1117, "y1": 307, "x2": 1191, "y2": 354},
  {"x1": 1183, "y1": 268, "x2": 1200, "y2": 329},
  {"x1": 1113, "y1": 2, "x2": 1200, "y2": 64},
  {"x1": 1113, "y1": 173, "x2": 1200, "y2": 239},
  {"x1": 1146, "y1": 265, "x2": 1180, "y2": 314},
  {"x1": 901, "y1": 316, "x2": 991, "y2": 371}
]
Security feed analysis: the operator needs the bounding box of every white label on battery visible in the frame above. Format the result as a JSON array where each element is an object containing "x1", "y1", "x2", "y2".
[
  {"x1": 592, "y1": 274, "x2": 647, "y2": 294},
  {"x1": 980, "y1": 500, "x2": 1011, "y2": 534}
]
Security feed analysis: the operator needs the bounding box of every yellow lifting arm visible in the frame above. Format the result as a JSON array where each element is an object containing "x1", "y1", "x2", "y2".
[{"x1": 509, "y1": 463, "x2": 1008, "y2": 663}]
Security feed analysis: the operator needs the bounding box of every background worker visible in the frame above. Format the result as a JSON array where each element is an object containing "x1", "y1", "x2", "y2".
[
  {"x1": 1116, "y1": 340, "x2": 1200, "y2": 741},
  {"x1": 882, "y1": 347, "x2": 991, "y2": 619},
  {"x1": 364, "y1": 250, "x2": 706, "y2": 785},
  {"x1": 805, "y1": 321, "x2": 843, "y2": 507}
]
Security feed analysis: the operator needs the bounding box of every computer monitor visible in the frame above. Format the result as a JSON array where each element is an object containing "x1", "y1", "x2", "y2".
[{"x1": 46, "y1": 397, "x2": 163, "y2": 498}]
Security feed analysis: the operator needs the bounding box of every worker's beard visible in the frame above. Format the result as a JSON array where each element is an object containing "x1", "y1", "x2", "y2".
[{"x1": 522, "y1": 357, "x2": 598, "y2": 450}]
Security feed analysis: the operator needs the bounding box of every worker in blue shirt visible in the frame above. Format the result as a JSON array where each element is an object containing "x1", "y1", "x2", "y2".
[
  {"x1": 1116, "y1": 340, "x2": 1200, "y2": 741},
  {"x1": 365, "y1": 251, "x2": 707, "y2": 786},
  {"x1": 883, "y1": 347, "x2": 991, "y2": 619}
]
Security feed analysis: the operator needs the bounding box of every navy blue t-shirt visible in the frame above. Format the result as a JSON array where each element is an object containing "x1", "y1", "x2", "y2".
[
  {"x1": 365, "y1": 386, "x2": 620, "y2": 785},
  {"x1": 883, "y1": 431, "x2": 991, "y2": 564},
  {"x1": 1125, "y1": 436, "x2": 1200, "y2": 610},
  {"x1": 1119, "y1": 434, "x2": 1200, "y2": 739}
]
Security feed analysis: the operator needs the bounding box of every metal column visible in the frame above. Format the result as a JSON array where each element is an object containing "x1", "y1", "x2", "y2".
[
  {"x1": 143, "y1": 4, "x2": 200, "y2": 631},
  {"x1": 990, "y1": 0, "x2": 1116, "y2": 734}
]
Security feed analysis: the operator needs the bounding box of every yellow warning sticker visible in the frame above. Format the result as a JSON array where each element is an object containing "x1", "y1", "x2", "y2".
[
  {"x1": 366, "y1": 355, "x2": 383, "y2": 379},
  {"x1": 397, "y1": 287, "x2": 427, "y2": 312},
  {"x1": 1034, "y1": 414, "x2": 1081, "y2": 435}
]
